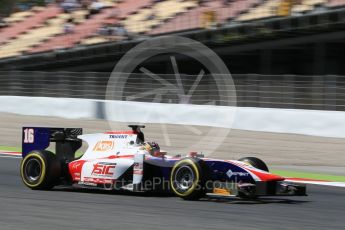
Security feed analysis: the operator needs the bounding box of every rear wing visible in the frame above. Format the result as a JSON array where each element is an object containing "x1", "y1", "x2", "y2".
[{"x1": 22, "y1": 127, "x2": 82, "y2": 161}]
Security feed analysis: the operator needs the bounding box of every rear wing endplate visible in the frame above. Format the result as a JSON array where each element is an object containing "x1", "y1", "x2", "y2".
[{"x1": 22, "y1": 127, "x2": 82, "y2": 160}]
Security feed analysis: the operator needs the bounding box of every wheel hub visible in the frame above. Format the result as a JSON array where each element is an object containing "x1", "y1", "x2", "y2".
[
  {"x1": 174, "y1": 166, "x2": 195, "y2": 191},
  {"x1": 24, "y1": 158, "x2": 42, "y2": 182}
]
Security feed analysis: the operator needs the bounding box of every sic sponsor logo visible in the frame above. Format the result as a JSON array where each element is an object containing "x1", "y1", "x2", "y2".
[
  {"x1": 93, "y1": 141, "x2": 114, "y2": 152},
  {"x1": 91, "y1": 162, "x2": 117, "y2": 176}
]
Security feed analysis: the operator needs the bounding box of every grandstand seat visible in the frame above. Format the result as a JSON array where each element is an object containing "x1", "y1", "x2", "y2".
[
  {"x1": 149, "y1": 0, "x2": 261, "y2": 35},
  {"x1": 80, "y1": 36, "x2": 111, "y2": 45},
  {"x1": 3, "y1": 11, "x2": 34, "y2": 24},
  {"x1": 0, "y1": 5, "x2": 61, "y2": 44},
  {"x1": 0, "y1": 10, "x2": 92, "y2": 59},
  {"x1": 291, "y1": 0, "x2": 327, "y2": 14},
  {"x1": 150, "y1": 0, "x2": 223, "y2": 35},
  {"x1": 99, "y1": 0, "x2": 117, "y2": 7},
  {"x1": 70, "y1": 10, "x2": 89, "y2": 24},
  {"x1": 328, "y1": 0, "x2": 345, "y2": 8},
  {"x1": 2, "y1": 6, "x2": 45, "y2": 25},
  {"x1": 219, "y1": 0, "x2": 262, "y2": 22},
  {"x1": 29, "y1": 0, "x2": 153, "y2": 53},
  {"x1": 124, "y1": 0, "x2": 197, "y2": 34},
  {"x1": 237, "y1": 0, "x2": 283, "y2": 21}
]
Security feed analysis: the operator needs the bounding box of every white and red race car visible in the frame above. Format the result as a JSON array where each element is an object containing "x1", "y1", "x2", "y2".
[{"x1": 20, "y1": 125, "x2": 306, "y2": 200}]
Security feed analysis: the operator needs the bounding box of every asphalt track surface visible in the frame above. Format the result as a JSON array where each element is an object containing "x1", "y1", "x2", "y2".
[{"x1": 1, "y1": 157, "x2": 344, "y2": 230}]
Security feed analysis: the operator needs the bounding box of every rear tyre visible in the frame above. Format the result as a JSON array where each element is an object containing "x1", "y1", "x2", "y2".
[
  {"x1": 170, "y1": 158, "x2": 207, "y2": 200},
  {"x1": 238, "y1": 157, "x2": 269, "y2": 172},
  {"x1": 20, "y1": 150, "x2": 61, "y2": 190}
]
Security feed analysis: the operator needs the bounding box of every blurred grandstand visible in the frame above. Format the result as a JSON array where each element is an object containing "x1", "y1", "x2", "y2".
[
  {"x1": 0, "y1": 0, "x2": 344, "y2": 59},
  {"x1": 1, "y1": 0, "x2": 345, "y2": 110}
]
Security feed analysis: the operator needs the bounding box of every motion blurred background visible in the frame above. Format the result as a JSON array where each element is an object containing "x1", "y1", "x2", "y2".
[
  {"x1": 1, "y1": 0, "x2": 345, "y2": 105},
  {"x1": 1, "y1": 0, "x2": 345, "y2": 170}
]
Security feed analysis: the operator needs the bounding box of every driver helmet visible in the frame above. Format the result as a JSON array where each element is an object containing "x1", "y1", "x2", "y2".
[{"x1": 143, "y1": 142, "x2": 160, "y2": 156}]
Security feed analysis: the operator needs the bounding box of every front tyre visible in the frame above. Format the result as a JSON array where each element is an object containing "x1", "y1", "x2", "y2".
[
  {"x1": 20, "y1": 150, "x2": 61, "y2": 190},
  {"x1": 170, "y1": 158, "x2": 207, "y2": 200}
]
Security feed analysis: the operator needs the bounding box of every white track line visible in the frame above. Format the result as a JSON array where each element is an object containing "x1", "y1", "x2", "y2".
[
  {"x1": 285, "y1": 179, "x2": 345, "y2": 188},
  {"x1": 0, "y1": 152, "x2": 21, "y2": 159},
  {"x1": 0, "y1": 155, "x2": 21, "y2": 159}
]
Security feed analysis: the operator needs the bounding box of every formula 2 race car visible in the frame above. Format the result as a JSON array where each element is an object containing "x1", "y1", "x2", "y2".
[{"x1": 20, "y1": 125, "x2": 306, "y2": 200}]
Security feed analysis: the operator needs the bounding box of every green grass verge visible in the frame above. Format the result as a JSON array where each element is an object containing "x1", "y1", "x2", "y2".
[
  {"x1": 271, "y1": 170, "x2": 345, "y2": 182},
  {"x1": 0, "y1": 146, "x2": 21, "y2": 152}
]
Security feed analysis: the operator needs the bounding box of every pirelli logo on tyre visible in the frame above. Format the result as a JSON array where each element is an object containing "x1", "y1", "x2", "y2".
[{"x1": 93, "y1": 141, "x2": 114, "y2": 152}]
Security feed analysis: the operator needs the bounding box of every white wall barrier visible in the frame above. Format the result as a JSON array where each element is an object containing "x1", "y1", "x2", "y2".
[
  {"x1": 0, "y1": 96, "x2": 96, "y2": 119},
  {"x1": 1, "y1": 96, "x2": 345, "y2": 139}
]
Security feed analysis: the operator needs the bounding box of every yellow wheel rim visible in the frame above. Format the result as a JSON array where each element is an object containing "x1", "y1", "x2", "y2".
[
  {"x1": 20, "y1": 152, "x2": 46, "y2": 188},
  {"x1": 170, "y1": 159, "x2": 200, "y2": 197}
]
